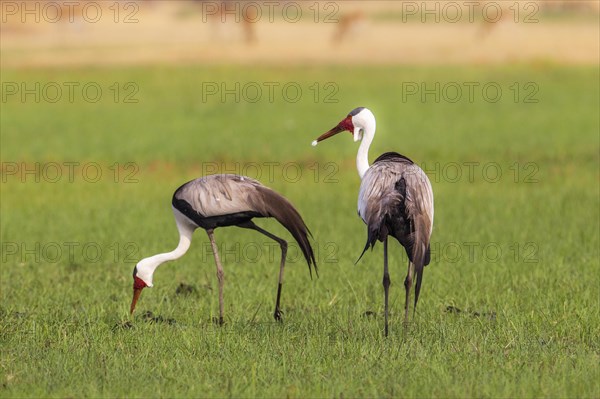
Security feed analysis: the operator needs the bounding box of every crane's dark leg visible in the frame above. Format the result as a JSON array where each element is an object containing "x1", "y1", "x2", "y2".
[
  {"x1": 238, "y1": 221, "x2": 288, "y2": 322},
  {"x1": 383, "y1": 237, "x2": 390, "y2": 337},
  {"x1": 404, "y1": 261, "x2": 415, "y2": 325},
  {"x1": 207, "y1": 229, "x2": 225, "y2": 325}
]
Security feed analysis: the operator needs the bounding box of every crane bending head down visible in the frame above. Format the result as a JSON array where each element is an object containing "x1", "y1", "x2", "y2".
[{"x1": 129, "y1": 174, "x2": 317, "y2": 322}]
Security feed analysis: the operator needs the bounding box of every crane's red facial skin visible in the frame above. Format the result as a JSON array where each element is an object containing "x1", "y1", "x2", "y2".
[
  {"x1": 338, "y1": 115, "x2": 355, "y2": 133},
  {"x1": 130, "y1": 276, "x2": 147, "y2": 315},
  {"x1": 133, "y1": 276, "x2": 147, "y2": 290},
  {"x1": 314, "y1": 116, "x2": 354, "y2": 143}
]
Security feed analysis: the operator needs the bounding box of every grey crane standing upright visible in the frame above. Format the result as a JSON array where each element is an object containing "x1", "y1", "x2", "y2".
[
  {"x1": 129, "y1": 174, "x2": 316, "y2": 323},
  {"x1": 312, "y1": 107, "x2": 434, "y2": 336}
]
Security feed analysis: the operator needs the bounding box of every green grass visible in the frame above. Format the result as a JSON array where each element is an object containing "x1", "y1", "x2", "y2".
[{"x1": 1, "y1": 64, "x2": 599, "y2": 398}]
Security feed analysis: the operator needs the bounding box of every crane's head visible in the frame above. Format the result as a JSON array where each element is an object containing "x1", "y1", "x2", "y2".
[
  {"x1": 312, "y1": 107, "x2": 375, "y2": 146},
  {"x1": 130, "y1": 259, "x2": 155, "y2": 315}
]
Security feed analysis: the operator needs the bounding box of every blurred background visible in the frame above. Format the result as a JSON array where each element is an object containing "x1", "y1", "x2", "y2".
[{"x1": 1, "y1": 0, "x2": 599, "y2": 67}]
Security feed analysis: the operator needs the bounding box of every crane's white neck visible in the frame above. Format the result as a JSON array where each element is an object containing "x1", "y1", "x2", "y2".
[
  {"x1": 135, "y1": 208, "x2": 195, "y2": 287},
  {"x1": 355, "y1": 117, "x2": 376, "y2": 179}
]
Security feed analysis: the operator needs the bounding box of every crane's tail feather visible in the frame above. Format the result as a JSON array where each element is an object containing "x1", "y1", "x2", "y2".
[
  {"x1": 355, "y1": 240, "x2": 371, "y2": 265},
  {"x1": 355, "y1": 224, "x2": 379, "y2": 265},
  {"x1": 414, "y1": 266, "x2": 424, "y2": 311},
  {"x1": 412, "y1": 242, "x2": 428, "y2": 311},
  {"x1": 254, "y1": 187, "x2": 317, "y2": 277}
]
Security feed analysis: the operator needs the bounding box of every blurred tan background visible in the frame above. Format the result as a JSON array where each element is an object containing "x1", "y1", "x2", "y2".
[{"x1": 1, "y1": 0, "x2": 598, "y2": 67}]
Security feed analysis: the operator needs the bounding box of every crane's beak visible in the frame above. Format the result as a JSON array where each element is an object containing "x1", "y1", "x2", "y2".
[
  {"x1": 312, "y1": 116, "x2": 353, "y2": 147},
  {"x1": 130, "y1": 287, "x2": 143, "y2": 315}
]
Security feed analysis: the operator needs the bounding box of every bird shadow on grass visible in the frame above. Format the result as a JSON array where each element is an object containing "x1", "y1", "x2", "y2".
[
  {"x1": 445, "y1": 305, "x2": 497, "y2": 320},
  {"x1": 112, "y1": 311, "x2": 177, "y2": 332},
  {"x1": 113, "y1": 282, "x2": 206, "y2": 331},
  {"x1": 175, "y1": 282, "x2": 200, "y2": 296}
]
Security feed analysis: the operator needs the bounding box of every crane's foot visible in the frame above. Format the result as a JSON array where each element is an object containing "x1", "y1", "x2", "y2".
[
  {"x1": 211, "y1": 316, "x2": 225, "y2": 326},
  {"x1": 273, "y1": 308, "x2": 284, "y2": 322}
]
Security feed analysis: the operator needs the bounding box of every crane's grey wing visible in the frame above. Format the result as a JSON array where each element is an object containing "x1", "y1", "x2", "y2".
[
  {"x1": 358, "y1": 161, "x2": 401, "y2": 225},
  {"x1": 402, "y1": 163, "x2": 434, "y2": 265},
  {"x1": 173, "y1": 174, "x2": 317, "y2": 274},
  {"x1": 399, "y1": 162, "x2": 434, "y2": 308},
  {"x1": 174, "y1": 174, "x2": 263, "y2": 217},
  {"x1": 357, "y1": 155, "x2": 434, "y2": 266}
]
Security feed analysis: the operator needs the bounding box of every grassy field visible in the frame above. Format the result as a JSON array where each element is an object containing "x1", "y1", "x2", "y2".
[{"x1": 1, "y1": 64, "x2": 599, "y2": 398}]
